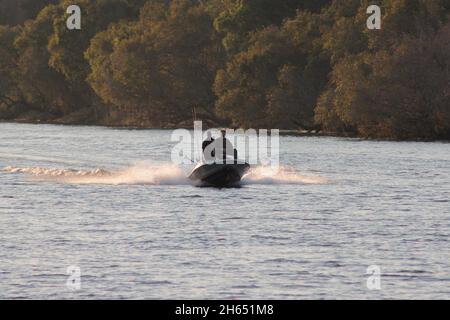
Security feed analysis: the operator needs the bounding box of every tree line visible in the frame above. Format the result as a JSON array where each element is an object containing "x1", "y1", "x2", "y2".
[{"x1": 0, "y1": 0, "x2": 449, "y2": 139}]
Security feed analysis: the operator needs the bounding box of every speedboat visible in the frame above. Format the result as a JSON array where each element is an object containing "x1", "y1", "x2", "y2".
[{"x1": 189, "y1": 160, "x2": 250, "y2": 187}]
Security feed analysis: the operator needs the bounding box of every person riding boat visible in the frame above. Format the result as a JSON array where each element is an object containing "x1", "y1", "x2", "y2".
[
  {"x1": 202, "y1": 131, "x2": 214, "y2": 152},
  {"x1": 191, "y1": 129, "x2": 249, "y2": 186},
  {"x1": 202, "y1": 131, "x2": 215, "y2": 162},
  {"x1": 203, "y1": 129, "x2": 238, "y2": 163}
]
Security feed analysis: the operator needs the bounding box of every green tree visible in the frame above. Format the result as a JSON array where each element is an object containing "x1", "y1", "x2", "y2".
[
  {"x1": 0, "y1": 25, "x2": 20, "y2": 117},
  {"x1": 86, "y1": 0, "x2": 222, "y2": 126},
  {"x1": 48, "y1": 0, "x2": 144, "y2": 83},
  {"x1": 315, "y1": 0, "x2": 450, "y2": 139},
  {"x1": 318, "y1": 20, "x2": 450, "y2": 139},
  {"x1": 214, "y1": 10, "x2": 330, "y2": 129},
  {"x1": 214, "y1": 0, "x2": 330, "y2": 53},
  {"x1": 14, "y1": 5, "x2": 76, "y2": 117},
  {"x1": 0, "y1": 0, "x2": 57, "y2": 26}
]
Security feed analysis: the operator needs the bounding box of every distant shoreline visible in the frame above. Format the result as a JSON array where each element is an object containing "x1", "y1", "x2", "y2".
[{"x1": 1, "y1": 119, "x2": 448, "y2": 142}]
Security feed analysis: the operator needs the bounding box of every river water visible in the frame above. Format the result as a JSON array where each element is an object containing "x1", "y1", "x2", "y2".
[{"x1": 0, "y1": 123, "x2": 449, "y2": 299}]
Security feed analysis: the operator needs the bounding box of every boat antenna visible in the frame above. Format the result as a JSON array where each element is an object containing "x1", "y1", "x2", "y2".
[{"x1": 184, "y1": 155, "x2": 196, "y2": 164}]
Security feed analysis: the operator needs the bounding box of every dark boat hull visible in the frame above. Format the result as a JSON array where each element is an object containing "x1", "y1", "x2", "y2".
[{"x1": 189, "y1": 163, "x2": 250, "y2": 187}]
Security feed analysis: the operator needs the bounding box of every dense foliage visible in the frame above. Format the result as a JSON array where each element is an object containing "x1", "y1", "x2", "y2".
[{"x1": 0, "y1": 0, "x2": 449, "y2": 139}]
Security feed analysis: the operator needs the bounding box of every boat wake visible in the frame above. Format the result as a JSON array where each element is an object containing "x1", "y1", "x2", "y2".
[
  {"x1": 1, "y1": 163, "x2": 190, "y2": 185},
  {"x1": 241, "y1": 166, "x2": 328, "y2": 185},
  {"x1": 2, "y1": 164, "x2": 327, "y2": 186}
]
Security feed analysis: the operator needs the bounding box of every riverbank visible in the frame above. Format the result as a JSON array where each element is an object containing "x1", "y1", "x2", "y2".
[{"x1": 2, "y1": 119, "x2": 449, "y2": 142}]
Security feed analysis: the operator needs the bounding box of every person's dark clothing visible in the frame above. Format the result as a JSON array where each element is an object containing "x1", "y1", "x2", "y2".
[
  {"x1": 203, "y1": 137, "x2": 215, "y2": 161},
  {"x1": 202, "y1": 138, "x2": 214, "y2": 152}
]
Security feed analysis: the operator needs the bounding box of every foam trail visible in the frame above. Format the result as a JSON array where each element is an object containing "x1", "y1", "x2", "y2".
[
  {"x1": 2, "y1": 163, "x2": 190, "y2": 185},
  {"x1": 2, "y1": 164, "x2": 327, "y2": 186},
  {"x1": 242, "y1": 166, "x2": 328, "y2": 185}
]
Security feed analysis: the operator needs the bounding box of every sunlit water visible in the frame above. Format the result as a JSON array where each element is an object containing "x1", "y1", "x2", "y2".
[{"x1": 0, "y1": 123, "x2": 449, "y2": 299}]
